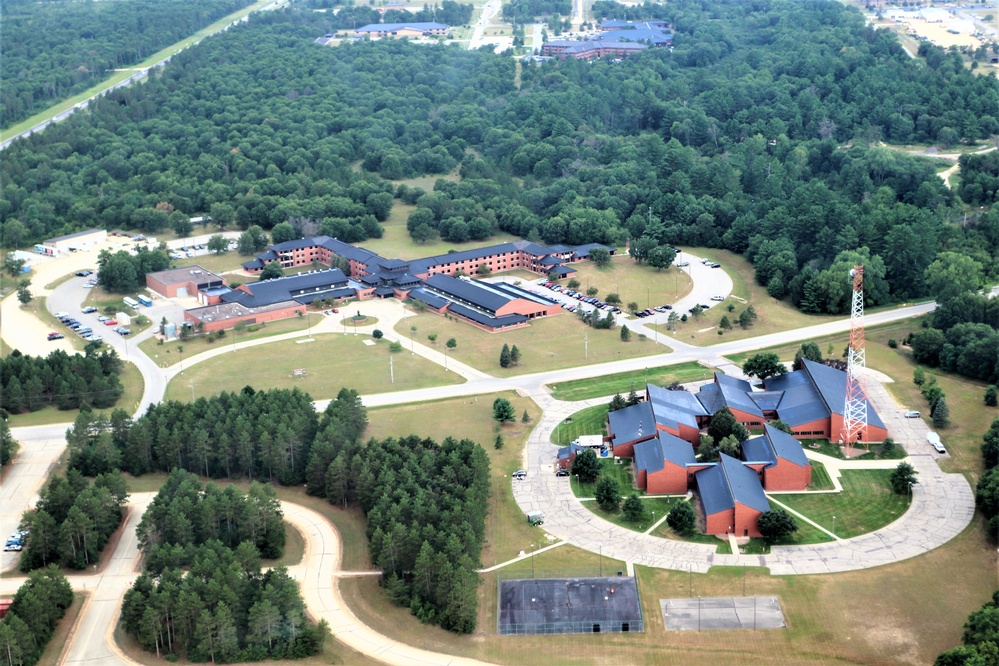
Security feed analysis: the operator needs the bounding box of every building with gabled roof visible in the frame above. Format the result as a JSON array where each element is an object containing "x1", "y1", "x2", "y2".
[
  {"x1": 696, "y1": 454, "x2": 771, "y2": 537},
  {"x1": 741, "y1": 424, "x2": 812, "y2": 491},
  {"x1": 354, "y1": 22, "x2": 449, "y2": 39},
  {"x1": 607, "y1": 402, "x2": 657, "y2": 457},
  {"x1": 634, "y1": 432, "x2": 698, "y2": 495}
]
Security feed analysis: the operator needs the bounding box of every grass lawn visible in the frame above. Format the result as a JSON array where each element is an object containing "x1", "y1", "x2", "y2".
[
  {"x1": 6, "y1": 361, "x2": 145, "y2": 427},
  {"x1": 396, "y1": 310, "x2": 659, "y2": 377},
  {"x1": 268, "y1": 520, "x2": 305, "y2": 568},
  {"x1": 581, "y1": 495, "x2": 681, "y2": 533},
  {"x1": 650, "y1": 517, "x2": 730, "y2": 551},
  {"x1": 806, "y1": 437, "x2": 907, "y2": 461},
  {"x1": 139, "y1": 312, "x2": 325, "y2": 367},
  {"x1": 164, "y1": 333, "x2": 464, "y2": 402},
  {"x1": 36, "y1": 592, "x2": 85, "y2": 666},
  {"x1": 740, "y1": 519, "x2": 833, "y2": 553},
  {"x1": 366, "y1": 392, "x2": 542, "y2": 568},
  {"x1": 566, "y1": 254, "x2": 692, "y2": 316},
  {"x1": 571, "y1": 457, "x2": 636, "y2": 497},
  {"x1": 546, "y1": 361, "x2": 713, "y2": 401},
  {"x1": 173, "y1": 252, "x2": 247, "y2": 275},
  {"x1": 654, "y1": 247, "x2": 841, "y2": 345},
  {"x1": 774, "y1": 470, "x2": 909, "y2": 539},
  {"x1": 549, "y1": 404, "x2": 609, "y2": 447},
  {"x1": 808, "y1": 460, "x2": 834, "y2": 491}
]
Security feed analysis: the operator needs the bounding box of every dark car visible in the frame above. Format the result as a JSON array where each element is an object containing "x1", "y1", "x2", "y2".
[
  {"x1": 47, "y1": 332, "x2": 64, "y2": 341},
  {"x1": 555, "y1": 469, "x2": 569, "y2": 477},
  {"x1": 82, "y1": 306, "x2": 98, "y2": 314},
  {"x1": 75, "y1": 269, "x2": 93, "y2": 277}
]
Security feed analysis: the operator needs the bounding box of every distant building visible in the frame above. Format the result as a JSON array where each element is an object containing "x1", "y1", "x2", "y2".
[
  {"x1": 354, "y1": 22, "x2": 449, "y2": 39},
  {"x1": 42, "y1": 228, "x2": 107, "y2": 253},
  {"x1": 541, "y1": 19, "x2": 673, "y2": 60},
  {"x1": 146, "y1": 266, "x2": 226, "y2": 301}
]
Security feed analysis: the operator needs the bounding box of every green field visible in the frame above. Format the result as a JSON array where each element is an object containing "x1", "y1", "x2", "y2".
[
  {"x1": 164, "y1": 332, "x2": 464, "y2": 402},
  {"x1": 571, "y1": 456, "x2": 637, "y2": 497},
  {"x1": 549, "y1": 403, "x2": 609, "y2": 447},
  {"x1": 547, "y1": 361, "x2": 713, "y2": 401},
  {"x1": 567, "y1": 254, "x2": 693, "y2": 316},
  {"x1": 366, "y1": 392, "x2": 541, "y2": 568},
  {"x1": 775, "y1": 470, "x2": 909, "y2": 539},
  {"x1": 580, "y1": 495, "x2": 680, "y2": 533},
  {"x1": 139, "y1": 312, "x2": 325, "y2": 367},
  {"x1": 651, "y1": 247, "x2": 842, "y2": 345},
  {"x1": 396, "y1": 310, "x2": 661, "y2": 377}
]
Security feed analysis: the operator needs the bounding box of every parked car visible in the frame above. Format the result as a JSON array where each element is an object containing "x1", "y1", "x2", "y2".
[
  {"x1": 75, "y1": 270, "x2": 93, "y2": 277},
  {"x1": 512, "y1": 469, "x2": 527, "y2": 479},
  {"x1": 710, "y1": 295, "x2": 725, "y2": 301},
  {"x1": 555, "y1": 469, "x2": 569, "y2": 477},
  {"x1": 677, "y1": 261, "x2": 689, "y2": 267},
  {"x1": 82, "y1": 306, "x2": 98, "y2": 314},
  {"x1": 710, "y1": 263, "x2": 721, "y2": 268},
  {"x1": 47, "y1": 332, "x2": 64, "y2": 341},
  {"x1": 904, "y1": 410, "x2": 920, "y2": 418}
]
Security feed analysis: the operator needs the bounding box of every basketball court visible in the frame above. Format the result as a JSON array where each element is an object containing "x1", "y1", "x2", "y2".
[{"x1": 660, "y1": 596, "x2": 786, "y2": 631}]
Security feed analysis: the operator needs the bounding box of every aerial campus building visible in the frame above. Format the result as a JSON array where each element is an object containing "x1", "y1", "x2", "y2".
[
  {"x1": 540, "y1": 20, "x2": 673, "y2": 60},
  {"x1": 147, "y1": 237, "x2": 614, "y2": 333},
  {"x1": 556, "y1": 362, "x2": 887, "y2": 536}
]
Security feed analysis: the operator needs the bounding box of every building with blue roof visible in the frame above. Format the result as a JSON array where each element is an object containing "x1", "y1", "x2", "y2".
[
  {"x1": 695, "y1": 454, "x2": 771, "y2": 537},
  {"x1": 607, "y1": 402, "x2": 657, "y2": 457},
  {"x1": 541, "y1": 19, "x2": 673, "y2": 60},
  {"x1": 354, "y1": 22, "x2": 449, "y2": 39},
  {"x1": 633, "y1": 432, "x2": 696, "y2": 494},
  {"x1": 741, "y1": 425, "x2": 812, "y2": 490}
]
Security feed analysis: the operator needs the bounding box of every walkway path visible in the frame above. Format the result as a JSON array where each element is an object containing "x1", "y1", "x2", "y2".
[{"x1": 513, "y1": 380, "x2": 975, "y2": 575}]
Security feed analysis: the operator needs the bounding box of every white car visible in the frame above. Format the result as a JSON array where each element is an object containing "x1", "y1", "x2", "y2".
[
  {"x1": 710, "y1": 295, "x2": 724, "y2": 301},
  {"x1": 677, "y1": 261, "x2": 689, "y2": 267}
]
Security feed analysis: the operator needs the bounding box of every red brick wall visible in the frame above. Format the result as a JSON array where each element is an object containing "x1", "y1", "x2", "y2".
[
  {"x1": 611, "y1": 436, "x2": 655, "y2": 458},
  {"x1": 704, "y1": 509, "x2": 733, "y2": 536},
  {"x1": 791, "y1": 417, "x2": 830, "y2": 440},
  {"x1": 646, "y1": 462, "x2": 688, "y2": 495},
  {"x1": 830, "y1": 413, "x2": 887, "y2": 444},
  {"x1": 730, "y1": 408, "x2": 765, "y2": 429},
  {"x1": 733, "y1": 503, "x2": 763, "y2": 537},
  {"x1": 185, "y1": 304, "x2": 302, "y2": 333},
  {"x1": 636, "y1": 468, "x2": 648, "y2": 490},
  {"x1": 146, "y1": 275, "x2": 177, "y2": 298},
  {"x1": 762, "y1": 460, "x2": 811, "y2": 492}
]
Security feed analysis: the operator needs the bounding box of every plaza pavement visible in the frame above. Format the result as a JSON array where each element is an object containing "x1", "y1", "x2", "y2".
[{"x1": 512, "y1": 378, "x2": 975, "y2": 576}]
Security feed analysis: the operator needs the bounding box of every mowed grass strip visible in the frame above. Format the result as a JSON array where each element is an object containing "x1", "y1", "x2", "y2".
[
  {"x1": 139, "y1": 312, "x2": 325, "y2": 367},
  {"x1": 396, "y1": 310, "x2": 660, "y2": 376},
  {"x1": 164, "y1": 333, "x2": 464, "y2": 402},
  {"x1": 366, "y1": 391, "x2": 542, "y2": 568},
  {"x1": 581, "y1": 495, "x2": 681, "y2": 533},
  {"x1": 547, "y1": 361, "x2": 713, "y2": 401},
  {"x1": 571, "y1": 457, "x2": 636, "y2": 497},
  {"x1": 549, "y1": 403, "x2": 609, "y2": 447},
  {"x1": 775, "y1": 469, "x2": 909, "y2": 539}
]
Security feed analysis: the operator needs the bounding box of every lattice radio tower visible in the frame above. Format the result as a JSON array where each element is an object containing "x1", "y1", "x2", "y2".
[{"x1": 841, "y1": 265, "x2": 868, "y2": 457}]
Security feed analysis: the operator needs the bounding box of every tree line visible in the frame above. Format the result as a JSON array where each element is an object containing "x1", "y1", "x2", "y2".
[
  {"x1": 0, "y1": 0, "x2": 256, "y2": 129},
  {"x1": 0, "y1": 421, "x2": 18, "y2": 467},
  {"x1": 18, "y1": 469, "x2": 128, "y2": 572},
  {"x1": 909, "y1": 285, "x2": 999, "y2": 385},
  {"x1": 121, "y1": 471, "x2": 327, "y2": 663},
  {"x1": 307, "y1": 431, "x2": 489, "y2": 634},
  {"x1": 97, "y1": 246, "x2": 171, "y2": 293},
  {"x1": 63, "y1": 387, "x2": 318, "y2": 484},
  {"x1": 136, "y1": 470, "x2": 285, "y2": 571},
  {"x1": 501, "y1": 0, "x2": 570, "y2": 23},
  {"x1": 0, "y1": 567, "x2": 74, "y2": 666},
  {"x1": 0, "y1": 347, "x2": 125, "y2": 415}
]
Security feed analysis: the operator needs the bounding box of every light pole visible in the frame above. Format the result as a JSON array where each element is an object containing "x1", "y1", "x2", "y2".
[
  {"x1": 598, "y1": 542, "x2": 603, "y2": 576},
  {"x1": 832, "y1": 514, "x2": 836, "y2": 536},
  {"x1": 531, "y1": 543, "x2": 536, "y2": 578},
  {"x1": 443, "y1": 344, "x2": 448, "y2": 372}
]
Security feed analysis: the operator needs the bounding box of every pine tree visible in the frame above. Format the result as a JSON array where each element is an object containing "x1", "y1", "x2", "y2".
[
  {"x1": 510, "y1": 345, "x2": 521, "y2": 365},
  {"x1": 620, "y1": 324, "x2": 631, "y2": 341},
  {"x1": 499, "y1": 344, "x2": 511, "y2": 368},
  {"x1": 609, "y1": 394, "x2": 627, "y2": 412},
  {"x1": 932, "y1": 397, "x2": 950, "y2": 427},
  {"x1": 622, "y1": 495, "x2": 644, "y2": 522},
  {"x1": 494, "y1": 434, "x2": 504, "y2": 450},
  {"x1": 521, "y1": 409, "x2": 531, "y2": 423}
]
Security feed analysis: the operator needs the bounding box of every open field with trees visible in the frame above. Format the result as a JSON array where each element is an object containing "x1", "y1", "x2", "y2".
[
  {"x1": 547, "y1": 361, "x2": 712, "y2": 400},
  {"x1": 164, "y1": 332, "x2": 464, "y2": 402},
  {"x1": 396, "y1": 311, "x2": 659, "y2": 376},
  {"x1": 562, "y1": 254, "x2": 693, "y2": 316}
]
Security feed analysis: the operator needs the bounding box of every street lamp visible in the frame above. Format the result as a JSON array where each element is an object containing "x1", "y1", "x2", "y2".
[
  {"x1": 598, "y1": 542, "x2": 603, "y2": 576},
  {"x1": 832, "y1": 514, "x2": 836, "y2": 536},
  {"x1": 531, "y1": 543, "x2": 536, "y2": 578}
]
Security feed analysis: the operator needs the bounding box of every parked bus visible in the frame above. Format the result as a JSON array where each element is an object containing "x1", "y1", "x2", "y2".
[
  {"x1": 137, "y1": 295, "x2": 153, "y2": 307},
  {"x1": 123, "y1": 297, "x2": 139, "y2": 309}
]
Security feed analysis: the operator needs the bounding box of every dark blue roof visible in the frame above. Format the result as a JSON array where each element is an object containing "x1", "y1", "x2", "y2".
[
  {"x1": 646, "y1": 384, "x2": 705, "y2": 430},
  {"x1": 242, "y1": 259, "x2": 265, "y2": 270},
  {"x1": 446, "y1": 303, "x2": 527, "y2": 328},
  {"x1": 558, "y1": 442, "x2": 586, "y2": 461},
  {"x1": 407, "y1": 289, "x2": 449, "y2": 310},
  {"x1": 765, "y1": 424, "x2": 810, "y2": 468},
  {"x1": 713, "y1": 373, "x2": 764, "y2": 417},
  {"x1": 633, "y1": 438, "x2": 664, "y2": 475},
  {"x1": 763, "y1": 370, "x2": 825, "y2": 426},
  {"x1": 696, "y1": 454, "x2": 770, "y2": 515},
  {"x1": 608, "y1": 402, "x2": 656, "y2": 446},
  {"x1": 222, "y1": 269, "x2": 348, "y2": 308},
  {"x1": 424, "y1": 274, "x2": 509, "y2": 313},
  {"x1": 489, "y1": 281, "x2": 558, "y2": 306},
  {"x1": 740, "y1": 436, "x2": 775, "y2": 467}
]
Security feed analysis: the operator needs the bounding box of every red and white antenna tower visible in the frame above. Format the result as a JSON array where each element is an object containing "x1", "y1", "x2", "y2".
[{"x1": 841, "y1": 265, "x2": 868, "y2": 456}]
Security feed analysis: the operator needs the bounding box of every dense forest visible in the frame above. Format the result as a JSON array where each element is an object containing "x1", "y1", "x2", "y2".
[
  {"x1": 501, "y1": 0, "x2": 571, "y2": 23},
  {"x1": 136, "y1": 470, "x2": 285, "y2": 567},
  {"x1": 0, "y1": 347, "x2": 125, "y2": 415},
  {"x1": 121, "y1": 471, "x2": 326, "y2": 663},
  {"x1": 957, "y1": 151, "x2": 999, "y2": 206},
  {"x1": 0, "y1": 567, "x2": 74, "y2": 666},
  {"x1": 18, "y1": 469, "x2": 129, "y2": 572},
  {"x1": 304, "y1": 0, "x2": 472, "y2": 27},
  {"x1": 63, "y1": 388, "x2": 318, "y2": 483},
  {"x1": 0, "y1": 0, "x2": 256, "y2": 129},
  {"x1": 1, "y1": 0, "x2": 997, "y2": 315},
  {"x1": 97, "y1": 246, "x2": 171, "y2": 293},
  {"x1": 910, "y1": 282, "x2": 999, "y2": 385},
  {"x1": 308, "y1": 432, "x2": 489, "y2": 633}
]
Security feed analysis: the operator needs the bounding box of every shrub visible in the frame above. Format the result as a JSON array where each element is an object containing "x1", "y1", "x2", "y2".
[
  {"x1": 888, "y1": 338, "x2": 898, "y2": 348},
  {"x1": 666, "y1": 502, "x2": 696, "y2": 535},
  {"x1": 388, "y1": 341, "x2": 403, "y2": 352}
]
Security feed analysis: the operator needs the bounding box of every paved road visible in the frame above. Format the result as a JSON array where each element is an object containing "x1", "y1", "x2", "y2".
[
  {"x1": 0, "y1": 424, "x2": 70, "y2": 573},
  {"x1": 468, "y1": 0, "x2": 504, "y2": 50}
]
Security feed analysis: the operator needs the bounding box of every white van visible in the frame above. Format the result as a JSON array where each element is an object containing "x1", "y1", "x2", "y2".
[{"x1": 927, "y1": 432, "x2": 946, "y2": 454}]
